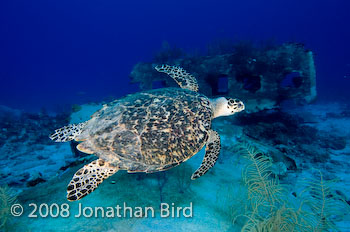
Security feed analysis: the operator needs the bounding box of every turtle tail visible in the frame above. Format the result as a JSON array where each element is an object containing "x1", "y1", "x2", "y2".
[{"x1": 49, "y1": 122, "x2": 87, "y2": 142}]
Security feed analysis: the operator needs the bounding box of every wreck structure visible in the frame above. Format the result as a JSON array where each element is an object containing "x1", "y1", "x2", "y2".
[{"x1": 130, "y1": 43, "x2": 316, "y2": 112}]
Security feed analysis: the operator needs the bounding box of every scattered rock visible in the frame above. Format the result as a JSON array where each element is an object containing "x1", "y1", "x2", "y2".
[
  {"x1": 37, "y1": 155, "x2": 46, "y2": 160},
  {"x1": 27, "y1": 177, "x2": 46, "y2": 187},
  {"x1": 59, "y1": 156, "x2": 94, "y2": 171},
  {"x1": 319, "y1": 134, "x2": 347, "y2": 150},
  {"x1": 19, "y1": 173, "x2": 30, "y2": 182},
  {"x1": 271, "y1": 162, "x2": 287, "y2": 176},
  {"x1": 26, "y1": 172, "x2": 46, "y2": 187}
]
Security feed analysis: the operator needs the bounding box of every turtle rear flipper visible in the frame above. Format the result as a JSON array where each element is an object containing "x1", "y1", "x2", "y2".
[
  {"x1": 67, "y1": 159, "x2": 118, "y2": 201},
  {"x1": 49, "y1": 122, "x2": 87, "y2": 142}
]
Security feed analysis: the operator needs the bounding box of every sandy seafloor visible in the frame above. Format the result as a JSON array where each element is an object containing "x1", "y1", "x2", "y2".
[{"x1": 1, "y1": 101, "x2": 350, "y2": 232}]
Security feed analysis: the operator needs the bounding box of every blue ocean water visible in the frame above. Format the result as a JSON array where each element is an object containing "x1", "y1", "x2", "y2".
[
  {"x1": 1, "y1": 0, "x2": 350, "y2": 231},
  {"x1": 1, "y1": 0, "x2": 350, "y2": 112}
]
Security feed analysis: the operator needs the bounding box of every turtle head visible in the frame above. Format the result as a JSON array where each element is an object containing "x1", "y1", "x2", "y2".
[{"x1": 210, "y1": 97, "x2": 245, "y2": 118}]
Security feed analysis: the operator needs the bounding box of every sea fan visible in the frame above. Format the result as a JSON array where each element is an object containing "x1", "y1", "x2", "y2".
[
  {"x1": 300, "y1": 170, "x2": 350, "y2": 232},
  {"x1": 0, "y1": 185, "x2": 17, "y2": 229},
  {"x1": 237, "y1": 143, "x2": 283, "y2": 215},
  {"x1": 235, "y1": 142, "x2": 349, "y2": 232},
  {"x1": 235, "y1": 143, "x2": 310, "y2": 231}
]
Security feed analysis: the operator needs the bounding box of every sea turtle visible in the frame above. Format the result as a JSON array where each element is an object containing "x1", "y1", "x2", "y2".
[{"x1": 50, "y1": 64, "x2": 245, "y2": 201}]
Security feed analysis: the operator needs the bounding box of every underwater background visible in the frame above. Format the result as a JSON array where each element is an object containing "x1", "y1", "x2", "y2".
[{"x1": 1, "y1": 0, "x2": 350, "y2": 231}]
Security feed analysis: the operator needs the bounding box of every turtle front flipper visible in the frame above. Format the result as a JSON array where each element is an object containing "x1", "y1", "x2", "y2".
[
  {"x1": 49, "y1": 122, "x2": 87, "y2": 142},
  {"x1": 191, "y1": 130, "x2": 220, "y2": 180},
  {"x1": 155, "y1": 64, "x2": 199, "y2": 92},
  {"x1": 67, "y1": 159, "x2": 118, "y2": 201}
]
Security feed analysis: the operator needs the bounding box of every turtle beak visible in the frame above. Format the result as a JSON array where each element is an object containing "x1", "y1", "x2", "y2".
[
  {"x1": 237, "y1": 101, "x2": 245, "y2": 111},
  {"x1": 232, "y1": 99, "x2": 244, "y2": 112}
]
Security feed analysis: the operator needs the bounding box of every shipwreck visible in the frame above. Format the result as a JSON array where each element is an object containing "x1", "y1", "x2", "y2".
[{"x1": 130, "y1": 42, "x2": 316, "y2": 112}]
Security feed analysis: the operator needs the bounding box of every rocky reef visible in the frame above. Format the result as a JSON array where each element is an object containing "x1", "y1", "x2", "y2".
[
  {"x1": 236, "y1": 107, "x2": 348, "y2": 173},
  {"x1": 130, "y1": 42, "x2": 316, "y2": 112},
  {"x1": 0, "y1": 106, "x2": 76, "y2": 192}
]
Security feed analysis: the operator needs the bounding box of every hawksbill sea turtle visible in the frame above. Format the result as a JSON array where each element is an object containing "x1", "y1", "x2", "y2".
[{"x1": 50, "y1": 65, "x2": 245, "y2": 201}]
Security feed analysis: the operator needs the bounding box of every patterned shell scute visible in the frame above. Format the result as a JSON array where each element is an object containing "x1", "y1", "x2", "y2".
[{"x1": 79, "y1": 88, "x2": 213, "y2": 172}]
